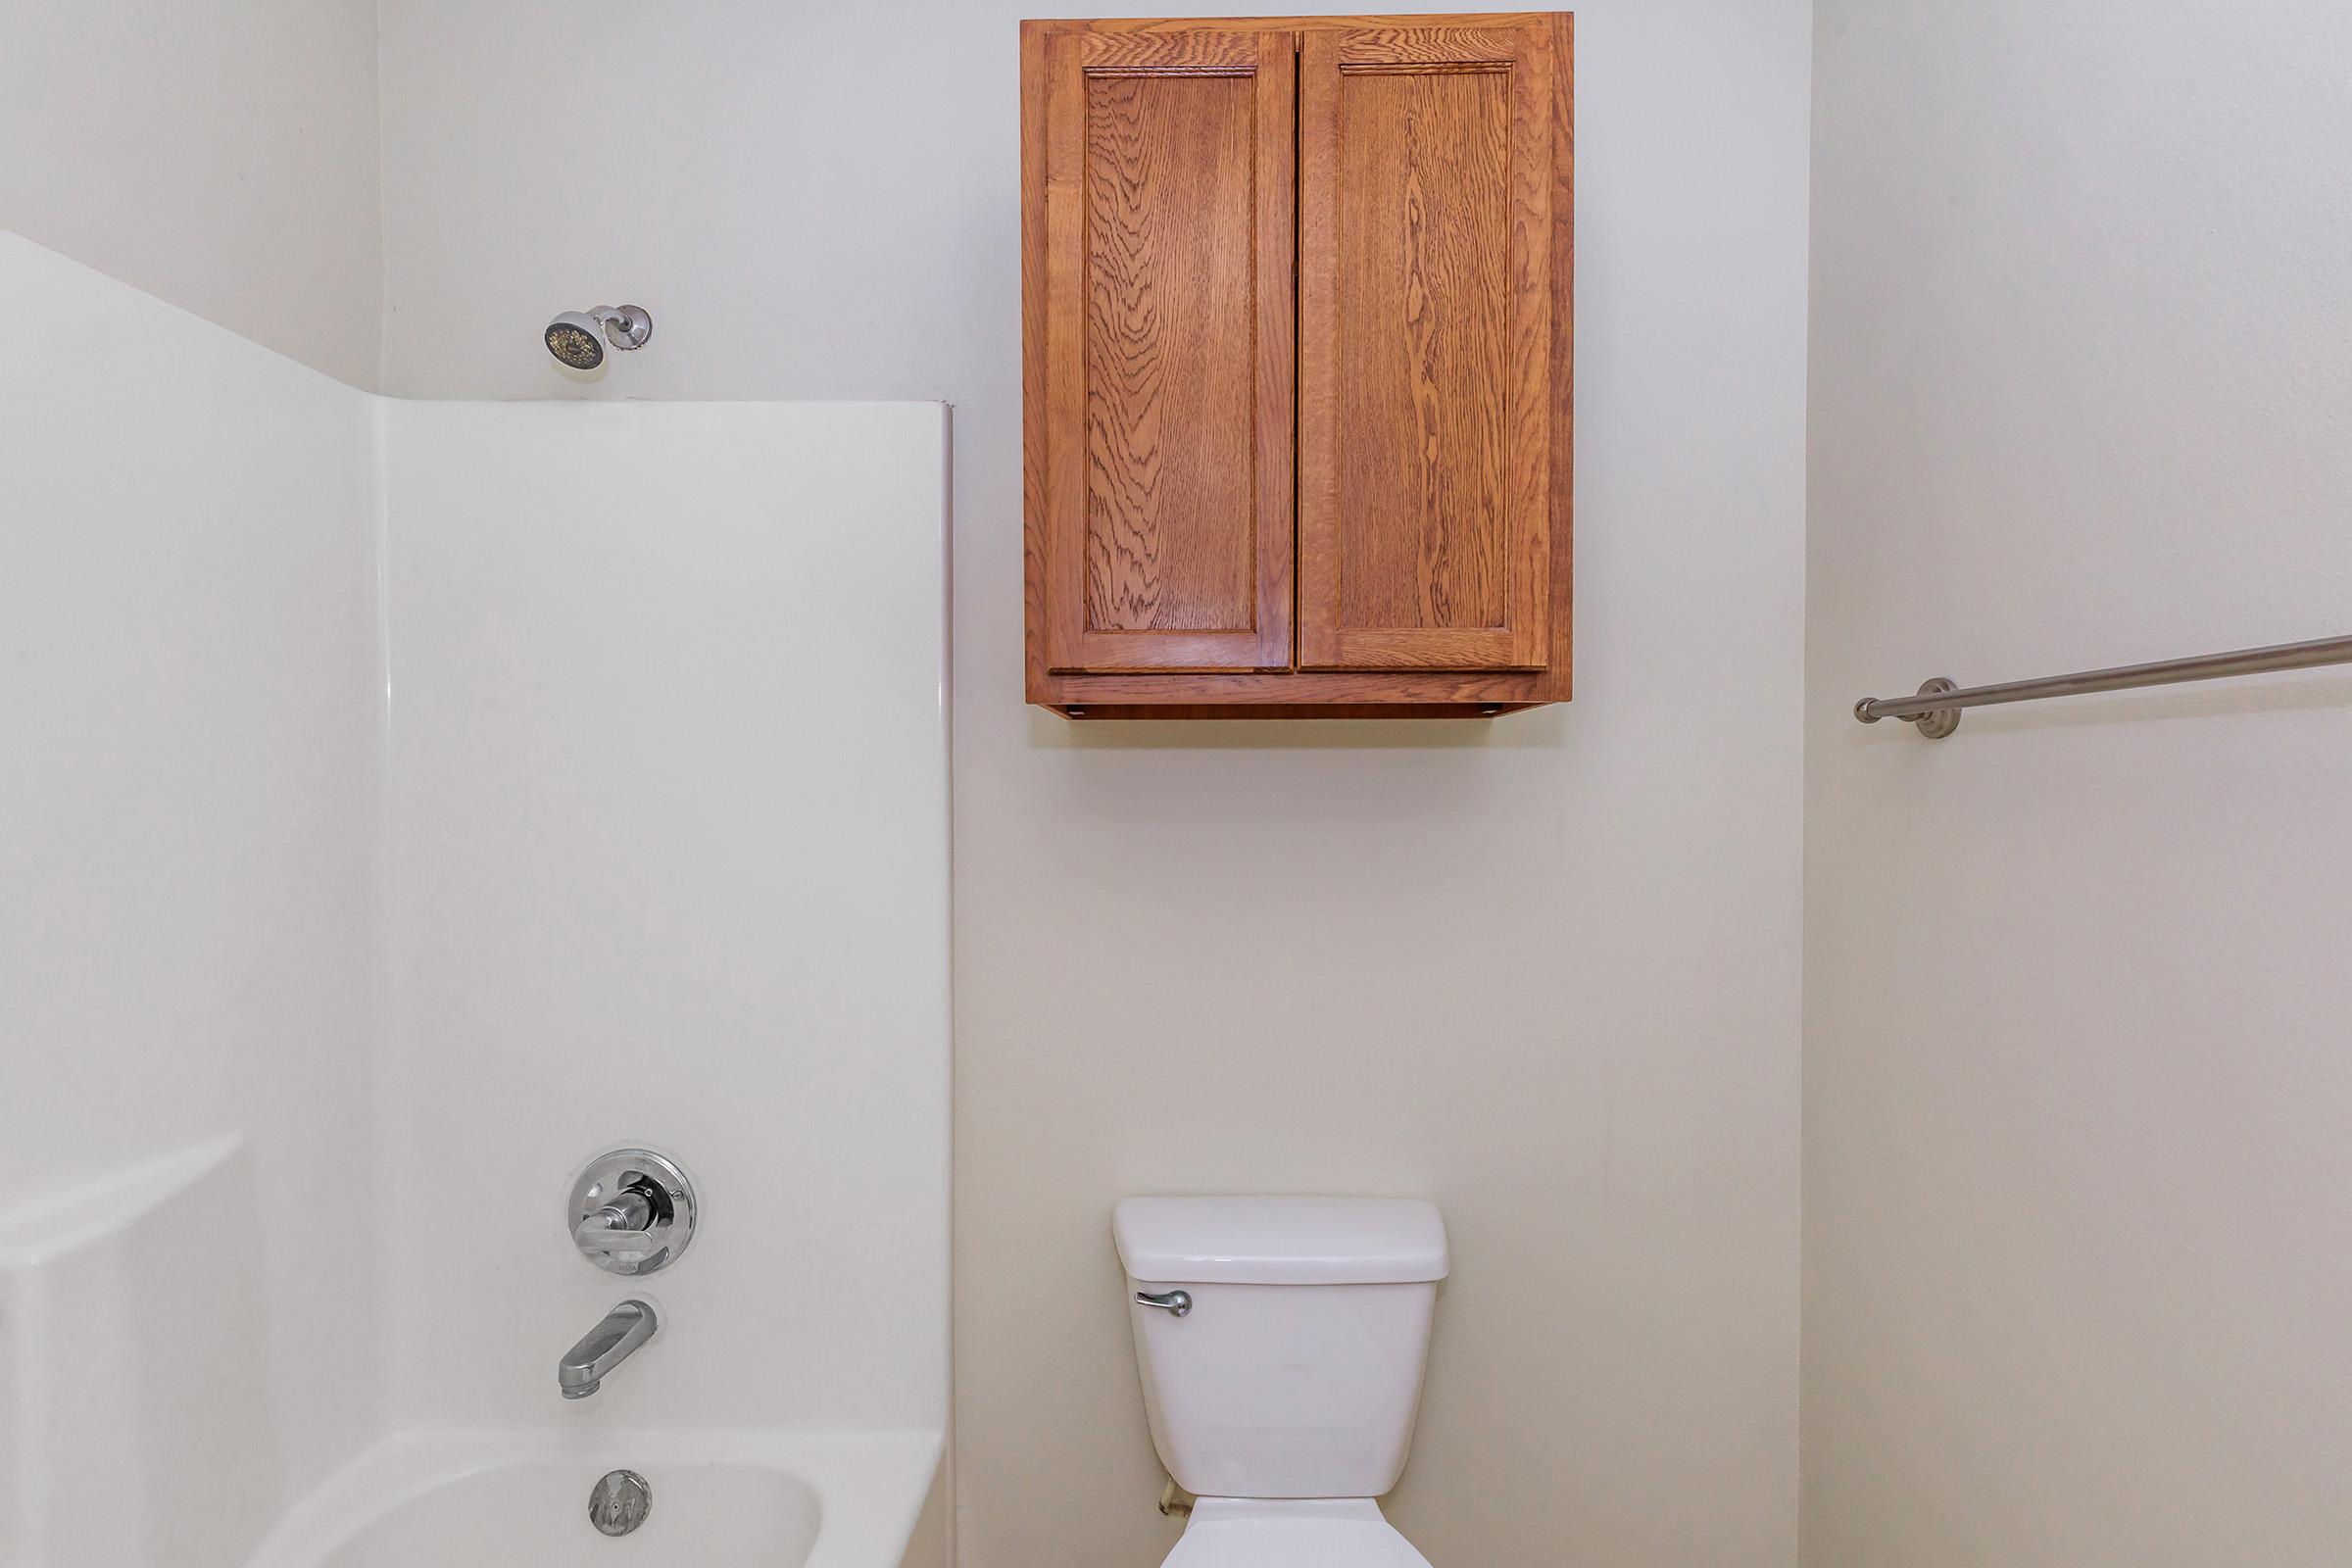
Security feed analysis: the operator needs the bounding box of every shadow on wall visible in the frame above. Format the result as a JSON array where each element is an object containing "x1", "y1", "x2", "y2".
[{"x1": 895, "y1": 1458, "x2": 950, "y2": 1568}]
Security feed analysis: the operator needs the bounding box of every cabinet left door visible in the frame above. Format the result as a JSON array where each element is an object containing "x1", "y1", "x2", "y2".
[{"x1": 1026, "y1": 25, "x2": 1298, "y2": 673}]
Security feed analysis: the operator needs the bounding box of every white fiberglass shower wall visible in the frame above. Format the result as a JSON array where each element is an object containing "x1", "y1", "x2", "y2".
[
  {"x1": 373, "y1": 400, "x2": 950, "y2": 1438},
  {"x1": 1, "y1": 232, "x2": 383, "y2": 1568},
  {"x1": 0, "y1": 230, "x2": 951, "y2": 1568}
]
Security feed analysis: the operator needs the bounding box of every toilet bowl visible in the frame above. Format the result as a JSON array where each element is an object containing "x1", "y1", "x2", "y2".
[
  {"x1": 1114, "y1": 1196, "x2": 1449, "y2": 1568},
  {"x1": 1164, "y1": 1499, "x2": 1432, "y2": 1567}
]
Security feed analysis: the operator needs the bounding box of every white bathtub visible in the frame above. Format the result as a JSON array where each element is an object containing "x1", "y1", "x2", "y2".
[{"x1": 247, "y1": 1430, "x2": 940, "y2": 1568}]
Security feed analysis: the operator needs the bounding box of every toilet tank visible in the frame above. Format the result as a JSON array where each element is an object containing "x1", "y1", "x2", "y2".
[{"x1": 1114, "y1": 1197, "x2": 1448, "y2": 1500}]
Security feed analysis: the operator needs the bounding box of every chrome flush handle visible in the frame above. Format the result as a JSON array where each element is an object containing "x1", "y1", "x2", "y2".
[{"x1": 1135, "y1": 1289, "x2": 1193, "y2": 1317}]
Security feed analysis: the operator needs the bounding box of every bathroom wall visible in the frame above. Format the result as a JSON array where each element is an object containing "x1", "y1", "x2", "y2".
[
  {"x1": 376, "y1": 400, "x2": 951, "y2": 1442},
  {"x1": 378, "y1": 4, "x2": 1814, "y2": 1565},
  {"x1": 0, "y1": 0, "x2": 382, "y2": 386},
  {"x1": 1805, "y1": 4, "x2": 2352, "y2": 1564},
  {"x1": 0, "y1": 233, "x2": 384, "y2": 1562}
]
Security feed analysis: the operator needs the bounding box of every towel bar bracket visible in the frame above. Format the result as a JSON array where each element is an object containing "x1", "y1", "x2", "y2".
[{"x1": 1856, "y1": 677, "x2": 1961, "y2": 738}]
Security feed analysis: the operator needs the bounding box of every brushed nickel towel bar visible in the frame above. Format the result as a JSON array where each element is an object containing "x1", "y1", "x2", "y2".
[{"x1": 1855, "y1": 633, "x2": 2352, "y2": 739}]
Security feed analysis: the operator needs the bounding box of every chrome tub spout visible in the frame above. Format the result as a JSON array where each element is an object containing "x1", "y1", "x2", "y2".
[{"x1": 559, "y1": 1298, "x2": 658, "y2": 1399}]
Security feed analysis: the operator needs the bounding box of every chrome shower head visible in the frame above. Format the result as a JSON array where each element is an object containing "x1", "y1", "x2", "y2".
[
  {"x1": 544, "y1": 305, "x2": 653, "y2": 369},
  {"x1": 545, "y1": 313, "x2": 605, "y2": 369}
]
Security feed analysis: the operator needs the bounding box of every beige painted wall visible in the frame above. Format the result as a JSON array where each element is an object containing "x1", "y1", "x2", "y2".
[
  {"x1": 375, "y1": 2, "x2": 1811, "y2": 1564},
  {"x1": 1805, "y1": 4, "x2": 2352, "y2": 1563},
  {"x1": 0, "y1": 0, "x2": 382, "y2": 386}
]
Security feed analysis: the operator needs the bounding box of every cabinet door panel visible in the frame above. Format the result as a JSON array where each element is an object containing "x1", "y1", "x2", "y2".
[
  {"x1": 1042, "y1": 28, "x2": 1295, "y2": 672},
  {"x1": 1299, "y1": 24, "x2": 1554, "y2": 670}
]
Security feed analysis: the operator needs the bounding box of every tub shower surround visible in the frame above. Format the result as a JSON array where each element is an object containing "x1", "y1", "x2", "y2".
[{"x1": 1, "y1": 235, "x2": 951, "y2": 1568}]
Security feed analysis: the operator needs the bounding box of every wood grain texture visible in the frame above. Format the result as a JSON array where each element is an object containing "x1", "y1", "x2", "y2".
[
  {"x1": 1297, "y1": 26, "x2": 1345, "y2": 668},
  {"x1": 1022, "y1": 13, "x2": 1574, "y2": 714},
  {"x1": 1031, "y1": 15, "x2": 1549, "y2": 36},
  {"x1": 1055, "y1": 703, "x2": 1534, "y2": 718},
  {"x1": 1298, "y1": 22, "x2": 1553, "y2": 672},
  {"x1": 1503, "y1": 16, "x2": 1554, "y2": 668},
  {"x1": 1043, "y1": 28, "x2": 1091, "y2": 670},
  {"x1": 1081, "y1": 29, "x2": 1260, "y2": 71},
  {"x1": 1336, "y1": 27, "x2": 1521, "y2": 65},
  {"x1": 1032, "y1": 666, "x2": 1552, "y2": 705},
  {"x1": 1021, "y1": 20, "x2": 1052, "y2": 702},
  {"x1": 1249, "y1": 33, "x2": 1298, "y2": 674},
  {"x1": 1083, "y1": 71, "x2": 1255, "y2": 632},
  {"x1": 1035, "y1": 25, "x2": 1293, "y2": 673},
  {"x1": 1337, "y1": 65, "x2": 1509, "y2": 638},
  {"x1": 1546, "y1": 11, "x2": 1574, "y2": 700}
]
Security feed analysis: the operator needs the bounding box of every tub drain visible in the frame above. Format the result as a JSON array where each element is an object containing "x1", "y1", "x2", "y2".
[{"x1": 589, "y1": 1469, "x2": 652, "y2": 1537}]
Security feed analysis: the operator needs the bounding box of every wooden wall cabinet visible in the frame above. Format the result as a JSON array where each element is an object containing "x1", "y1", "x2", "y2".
[{"x1": 1022, "y1": 12, "x2": 1573, "y2": 718}]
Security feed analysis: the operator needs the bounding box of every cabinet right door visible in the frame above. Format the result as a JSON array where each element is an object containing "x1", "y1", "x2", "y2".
[{"x1": 1298, "y1": 22, "x2": 1558, "y2": 671}]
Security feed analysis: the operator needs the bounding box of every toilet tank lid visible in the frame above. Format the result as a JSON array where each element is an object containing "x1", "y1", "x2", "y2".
[{"x1": 1114, "y1": 1197, "x2": 1448, "y2": 1285}]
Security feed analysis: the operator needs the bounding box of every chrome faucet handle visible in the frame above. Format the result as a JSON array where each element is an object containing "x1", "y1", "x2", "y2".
[
  {"x1": 574, "y1": 1187, "x2": 661, "y2": 1258},
  {"x1": 574, "y1": 1220, "x2": 660, "y2": 1255},
  {"x1": 568, "y1": 1149, "x2": 698, "y2": 1277}
]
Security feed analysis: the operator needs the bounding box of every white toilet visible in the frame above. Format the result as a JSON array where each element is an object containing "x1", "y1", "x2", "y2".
[{"x1": 1113, "y1": 1196, "x2": 1449, "y2": 1567}]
